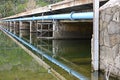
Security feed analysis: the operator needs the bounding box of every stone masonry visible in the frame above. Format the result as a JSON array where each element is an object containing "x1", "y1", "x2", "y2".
[{"x1": 99, "y1": 0, "x2": 120, "y2": 78}]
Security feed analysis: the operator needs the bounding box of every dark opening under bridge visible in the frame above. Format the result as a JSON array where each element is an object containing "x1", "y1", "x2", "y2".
[{"x1": 0, "y1": 0, "x2": 108, "y2": 80}]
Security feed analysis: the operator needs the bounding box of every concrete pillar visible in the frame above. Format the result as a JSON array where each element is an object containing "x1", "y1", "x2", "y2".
[
  {"x1": 13, "y1": 21, "x2": 19, "y2": 34},
  {"x1": 52, "y1": 40, "x2": 59, "y2": 58},
  {"x1": 10, "y1": 22, "x2": 13, "y2": 32},
  {"x1": 53, "y1": 20, "x2": 58, "y2": 38},
  {"x1": 14, "y1": 21, "x2": 16, "y2": 34},
  {"x1": 29, "y1": 21, "x2": 38, "y2": 43},
  {"x1": 19, "y1": 21, "x2": 30, "y2": 38},
  {"x1": 19, "y1": 21, "x2": 22, "y2": 37},
  {"x1": 92, "y1": 0, "x2": 99, "y2": 71},
  {"x1": 16, "y1": 22, "x2": 19, "y2": 35},
  {"x1": 30, "y1": 21, "x2": 32, "y2": 44},
  {"x1": 8, "y1": 22, "x2": 10, "y2": 30},
  {"x1": 5, "y1": 22, "x2": 8, "y2": 30},
  {"x1": 5, "y1": 22, "x2": 7, "y2": 29},
  {"x1": 8, "y1": 22, "x2": 10, "y2": 31},
  {"x1": 7, "y1": 22, "x2": 9, "y2": 30}
]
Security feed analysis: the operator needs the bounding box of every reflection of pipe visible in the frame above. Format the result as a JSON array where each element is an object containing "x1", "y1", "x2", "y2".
[
  {"x1": 0, "y1": 27, "x2": 88, "y2": 80},
  {"x1": 4, "y1": 12, "x2": 93, "y2": 21}
]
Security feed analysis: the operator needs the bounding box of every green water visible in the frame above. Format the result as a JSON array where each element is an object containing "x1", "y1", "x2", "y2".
[
  {"x1": 0, "y1": 31, "x2": 57, "y2": 80},
  {"x1": 25, "y1": 33, "x2": 91, "y2": 80},
  {"x1": 27, "y1": 33, "x2": 119, "y2": 80},
  {"x1": 0, "y1": 29, "x2": 119, "y2": 80},
  {"x1": 36, "y1": 39, "x2": 91, "y2": 79}
]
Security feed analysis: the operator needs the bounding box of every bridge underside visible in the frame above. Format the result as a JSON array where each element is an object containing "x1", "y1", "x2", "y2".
[{"x1": 3, "y1": 20, "x2": 93, "y2": 39}]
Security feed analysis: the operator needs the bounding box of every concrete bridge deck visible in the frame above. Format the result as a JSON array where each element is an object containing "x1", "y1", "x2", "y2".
[{"x1": 3, "y1": 0, "x2": 107, "y2": 19}]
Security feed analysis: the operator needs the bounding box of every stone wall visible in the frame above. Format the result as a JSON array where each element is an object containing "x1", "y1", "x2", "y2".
[{"x1": 100, "y1": 0, "x2": 120, "y2": 78}]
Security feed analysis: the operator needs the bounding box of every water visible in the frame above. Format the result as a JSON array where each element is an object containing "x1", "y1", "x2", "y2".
[
  {"x1": 22, "y1": 33, "x2": 93, "y2": 80},
  {"x1": 0, "y1": 30, "x2": 57, "y2": 80},
  {"x1": 1, "y1": 29, "x2": 118, "y2": 80},
  {"x1": 25, "y1": 33, "x2": 119, "y2": 80}
]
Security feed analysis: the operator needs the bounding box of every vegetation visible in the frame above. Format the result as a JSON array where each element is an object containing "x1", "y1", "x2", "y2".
[{"x1": 0, "y1": 0, "x2": 62, "y2": 18}]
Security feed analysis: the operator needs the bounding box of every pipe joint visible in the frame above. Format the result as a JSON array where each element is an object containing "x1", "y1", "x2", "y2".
[{"x1": 70, "y1": 12, "x2": 75, "y2": 20}]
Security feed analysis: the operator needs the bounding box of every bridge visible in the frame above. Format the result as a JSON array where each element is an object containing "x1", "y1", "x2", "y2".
[{"x1": 0, "y1": 0, "x2": 109, "y2": 80}]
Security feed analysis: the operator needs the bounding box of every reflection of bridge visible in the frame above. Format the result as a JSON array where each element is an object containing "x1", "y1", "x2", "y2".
[
  {"x1": 0, "y1": 0, "x2": 108, "y2": 80},
  {"x1": 36, "y1": 38, "x2": 91, "y2": 77}
]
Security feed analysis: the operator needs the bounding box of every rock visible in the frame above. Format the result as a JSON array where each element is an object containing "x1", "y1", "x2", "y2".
[
  {"x1": 105, "y1": 14, "x2": 112, "y2": 23},
  {"x1": 103, "y1": 21, "x2": 108, "y2": 30},
  {"x1": 104, "y1": 46, "x2": 113, "y2": 63},
  {"x1": 113, "y1": 11, "x2": 120, "y2": 22},
  {"x1": 100, "y1": 0, "x2": 120, "y2": 78},
  {"x1": 104, "y1": 29, "x2": 110, "y2": 47},
  {"x1": 100, "y1": 19, "x2": 103, "y2": 31},
  {"x1": 119, "y1": 44, "x2": 120, "y2": 54},
  {"x1": 111, "y1": 67, "x2": 118, "y2": 76},
  {"x1": 100, "y1": 46, "x2": 106, "y2": 59},
  {"x1": 108, "y1": 21, "x2": 120, "y2": 35},
  {"x1": 101, "y1": 45, "x2": 115, "y2": 64},
  {"x1": 109, "y1": 34, "x2": 120, "y2": 47},
  {"x1": 114, "y1": 54, "x2": 120, "y2": 69},
  {"x1": 105, "y1": 8, "x2": 113, "y2": 15},
  {"x1": 118, "y1": 71, "x2": 120, "y2": 77},
  {"x1": 100, "y1": 30, "x2": 104, "y2": 46},
  {"x1": 112, "y1": 44, "x2": 119, "y2": 58},
  {"x1": 100, "y1": 59, "x2": 106, "y2": 70},
  {"x1": 100, "y1": 11, "x2": 105, "y2": 21}
]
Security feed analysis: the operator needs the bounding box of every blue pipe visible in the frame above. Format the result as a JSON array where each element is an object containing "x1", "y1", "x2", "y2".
[
  {"x1": 0, "y1": 26, "x2": 88, "y2": 80},
  {"x1": 3, "y1": 12, "x2": 93, "y2": 21}
]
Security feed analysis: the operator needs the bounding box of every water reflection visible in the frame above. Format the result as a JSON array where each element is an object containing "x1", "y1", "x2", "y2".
[
  {"x1": 27, "y1": 33, "x2": 91, "y2": 79},
  {"x1": 22, "y1": 33, "x2": 118, "y2": 80},
  {"x1": 0, "y1": 31, "x2": 57, "y2": 80}
]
